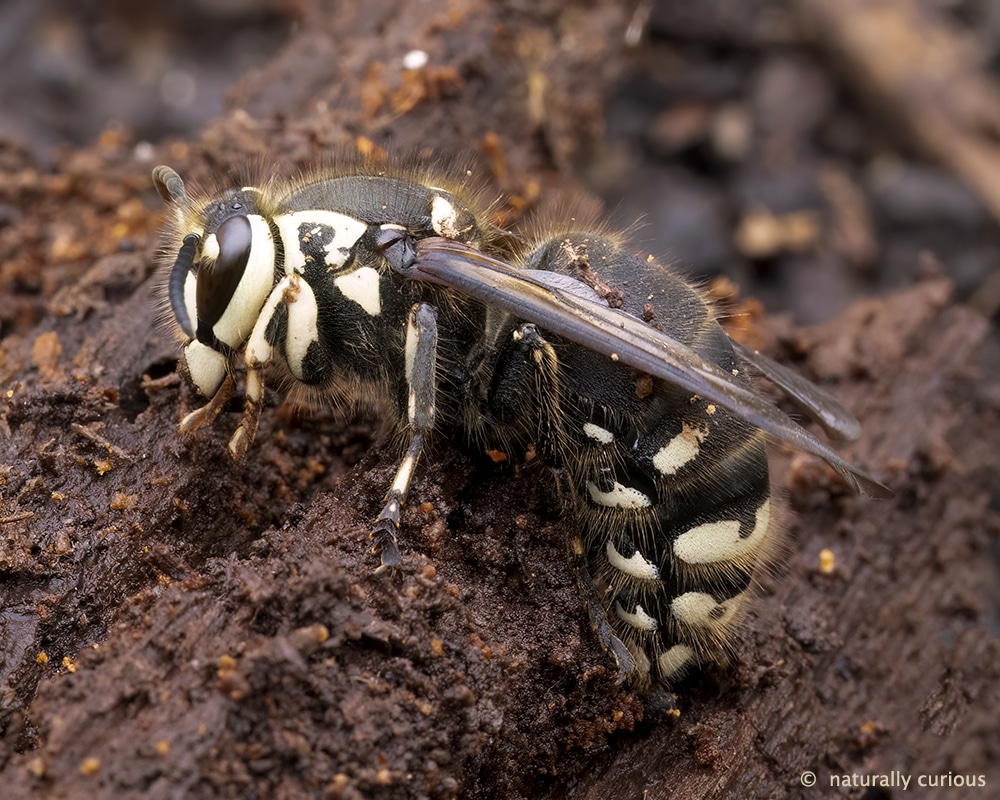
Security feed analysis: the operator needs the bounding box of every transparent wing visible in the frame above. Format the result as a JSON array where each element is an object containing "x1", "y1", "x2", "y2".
[
  {"x1": 408, "y1": 237, "x2": 892, "y2": 498},
  {"x1": 730, "y1": 341, "x2": 863, "y2": 442}
]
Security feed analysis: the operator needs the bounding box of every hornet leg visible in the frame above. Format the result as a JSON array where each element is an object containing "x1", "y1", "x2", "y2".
[
  {"x1": 373, "y1": 302, "x2": 439, "y2": 569},
  {"x1": 227, "y1": 274, "x2": 304, "y2": 460}
]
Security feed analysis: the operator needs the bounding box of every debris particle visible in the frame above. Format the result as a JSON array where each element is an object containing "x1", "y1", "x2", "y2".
[{"x1": 79, "y1": 757, "x2": 100, "y2": 776}]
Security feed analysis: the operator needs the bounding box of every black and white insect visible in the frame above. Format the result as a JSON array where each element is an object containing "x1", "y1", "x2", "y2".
[{"x1": 153, "y1": 161, "x2": 891, "y2": 688}]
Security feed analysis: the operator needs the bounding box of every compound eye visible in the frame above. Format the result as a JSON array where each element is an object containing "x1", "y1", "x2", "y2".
[
  {"x1": 375, "y1": 225, "x2": 417, "y2": 271},
  {"x1": 196, "y1": 214, "x2": 253, "y2": 331}
]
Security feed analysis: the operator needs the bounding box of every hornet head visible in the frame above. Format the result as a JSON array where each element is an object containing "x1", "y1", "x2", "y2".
[{"x1": 154, "y1": 166, "x2": 277, "y2": 398}]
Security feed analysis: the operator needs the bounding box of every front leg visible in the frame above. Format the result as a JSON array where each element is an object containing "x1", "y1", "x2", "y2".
[
  {"x1": 373, "y1": 302, "x2": 439, "y2": 569},
  {"x1": 178, "y1": 374, "x2": 237, "y2": 434},
  {"x1": 227, "y1": 274, "x2": 305, "y2": 459}
]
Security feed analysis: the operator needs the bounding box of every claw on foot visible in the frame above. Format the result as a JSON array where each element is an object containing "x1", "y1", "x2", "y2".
[
  {"x1": 178, "y1": 375, "x2": 236, "y2": 433},
  {"x1": 372, "y1": 510, "x2": 402, "y2": 571}
]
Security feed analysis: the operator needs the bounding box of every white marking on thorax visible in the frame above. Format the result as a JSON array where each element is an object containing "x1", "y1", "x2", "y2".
[
  {"x1": 615, "y1": 601, "x2": 658, "y2": 632},
  {"x1": 276, "y1": 210, "x2": 367, "y2": 274},
  {"x1": 285, "y1": 278, "x2": 320, "y2": 380},
  {"x1": 583, "y1": 422, "x2": 615, "y2": 445},
  {"x1": 671, "y1": 592, "x2": 742, "y2": 629},
  {"x1": 656, "y1": 644, "x2": 695, "y2": 680},
  {"x1": 672, "y1": 500, "x2": 772, "y2": 565},
  {"x1": 652, "y1": 422, "x2": 708, "y2": 475},
  {"x1": 605, "y1": 540, "x2": 660, "y2": 581},
  {"x1": 211, "y1": 215, "x2": 276, "y2": 348},
  {"x1": 587, "y1": 481, "x2": 652, "y2": 509},
  {"x1": 431, "y1": 195, "x2": 465, "y2": 239},
  {"x1": 334, "y1": 266, "x2": 382, "y2": 316}
]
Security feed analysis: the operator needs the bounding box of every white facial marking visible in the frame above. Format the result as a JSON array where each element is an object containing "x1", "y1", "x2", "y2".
[
  {"x1": 182, "y1": 270, "x2": 198, "y2": 335},
  {"x1": 587, "y1": 481, "x2": 652, "y2": 509},
  {"x1": 334, "y1": 266, "x2": 382, "y2": 316},
  {"x1": 657, "y1": 645, "x2": 695, "y2": 680},
  {"x1": 671, "y1": 592, "x2": 742, "y2": 629},
  {"x1": 615, "y1": 601, "x2": 658, "y2": 632},
  {"x1": 184, "y1": 340, "x2": 227, "y2": 398},
  {"x1": 201, "y1": 232, "x2": 220, "y2": 263},
  {"x1": 210, "y1": 215, "x2": 276, "y2": 349},
  {"x1": 652, "y1": 422, "x2": 708, "y2": 475},
  {"x1": 431, "y1": 195, "x2": 466, "y2": 239},
  {"x1": 605, "y1": 540, "x2": 660, "y2": 581},
  {"x1": 285, "y1": 279, "x2": 320, "y2": 380},
  {"x1": 583, "y1": 422, "x2": 615, "y2": 445},
  {"x1": 672, "y1": 500, "x2": 772, "y2": 565},
  {"x1": 276, "y1": 210, "x2": 367, "y2": 274}
]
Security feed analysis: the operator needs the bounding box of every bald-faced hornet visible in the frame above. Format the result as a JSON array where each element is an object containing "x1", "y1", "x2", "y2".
[{"x1": 153, "y1": 162, "x2": 891, "y2": 688}]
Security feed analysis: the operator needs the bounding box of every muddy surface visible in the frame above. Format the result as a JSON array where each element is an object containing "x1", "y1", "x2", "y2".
[{"x1": 1, "y1": 1, "x2": 998, "y2": 798}]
